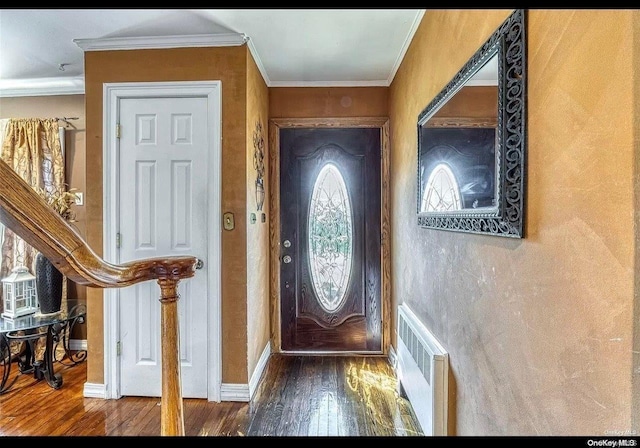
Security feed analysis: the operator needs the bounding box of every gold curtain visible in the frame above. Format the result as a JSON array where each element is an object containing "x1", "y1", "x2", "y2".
[
  {"x1": 0, "y1": 118, "x2": 67, "y2": 360},
  {"x1": 0, "y1": 118, "x2": 66, "y2": 310}
]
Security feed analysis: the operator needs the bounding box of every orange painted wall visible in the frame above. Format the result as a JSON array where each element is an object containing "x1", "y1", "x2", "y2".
[
  {"x1": 83, "y1": 46, "x2": 249, "y2": 384},
  {"x1": 390, "y1": 9, "x2": 635, "y2": 435},
  {"x1": 270, "y1": 87, "x2": 388, "y2": 118},
  {"x1": 246, "y1": 52, "x2": 271, "y2": 378}
]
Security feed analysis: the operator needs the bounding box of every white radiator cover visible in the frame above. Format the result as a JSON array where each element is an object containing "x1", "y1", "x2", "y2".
[{"x1": 396, "y1": 303, "x2": 449, "y2": 436}]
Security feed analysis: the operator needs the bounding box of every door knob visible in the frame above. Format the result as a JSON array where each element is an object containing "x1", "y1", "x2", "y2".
[
  {"x1": 283, "y1": 255, "x2": 292, "y2": 264},
  {"x1": 195, "y1": 258, "x2": 204, "y2": 270}
]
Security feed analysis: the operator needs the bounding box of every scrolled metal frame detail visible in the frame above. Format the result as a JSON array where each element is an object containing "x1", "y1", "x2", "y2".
[{"x1": 417, "y1": 9, "x2": 527, "y2": 238}]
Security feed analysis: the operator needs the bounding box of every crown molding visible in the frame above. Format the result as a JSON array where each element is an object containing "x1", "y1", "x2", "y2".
[
  {"x1": 0, "y1": 76, "x2": 85, "y2": 98},
  {"x1": 73, "y1": 32, "x2": 248, "y2": 52},
  {"x1": 245, "y1": 36, "x2": 271, "y2": 87},
  {"x1": 387, "y1": 9, "x2": 426, "y2": 85},
  {"x1": 268, "y1": 80, "x2": 390, "y2": 88}
]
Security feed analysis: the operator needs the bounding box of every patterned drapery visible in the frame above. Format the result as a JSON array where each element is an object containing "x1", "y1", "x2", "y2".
[
  {"x1": 0, "y1": 118, "x2": 66, "y2": 312},
  {"x1": 0, "y1": 119, "x2": 8, "y2": 260},
  {"x1": 0, "y1": 118, "x2": 67, "y2": 360}
]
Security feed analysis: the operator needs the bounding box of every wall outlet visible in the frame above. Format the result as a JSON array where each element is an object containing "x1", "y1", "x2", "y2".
[{"x1": 74, "y1": 192, "x2": 84, "y2": 206}]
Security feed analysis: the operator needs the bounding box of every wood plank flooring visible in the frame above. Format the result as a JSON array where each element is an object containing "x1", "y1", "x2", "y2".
[{"x1": 0, "y1": 353, "x2": 424, "y2": 437}]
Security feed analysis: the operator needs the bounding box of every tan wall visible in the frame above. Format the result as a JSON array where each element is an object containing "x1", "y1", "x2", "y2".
[
  {"x1": 0, "y1": 94, "x2": 87, "y2": 338},
  {"x1": 390, "y1": 9, "x2": 634, "y2": 435},
  {"x1": 246, "y1": 53, "x2": 270, "y2": 379},
  {"x1": 634, "y1": 10, "x2": 640, "y2": 432},
  {"x1": 84, "y1": 46, "x2": 249, "y2": 385},
  {"x1": 433, "y1": 85, "x2": 497, "y2": 119},
  {"x1": 270, "y1": 87, "x2": 388, "y2": 118}
]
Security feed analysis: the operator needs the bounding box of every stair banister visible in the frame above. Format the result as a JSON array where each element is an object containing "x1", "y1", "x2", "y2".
[{"x1": 0, "y1": 159, "x2": 194, "y2": 436}]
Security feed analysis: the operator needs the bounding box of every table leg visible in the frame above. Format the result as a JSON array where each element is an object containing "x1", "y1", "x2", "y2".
[
  {"x1": 0, "y1": 334, "x2": 12, "y2": 394},
  {"x1": 18, "y1": 338, "x2": 35, "y2": 374},
  {"x1": 33, "y1": 324, "x2": 62, "y2": 389}
]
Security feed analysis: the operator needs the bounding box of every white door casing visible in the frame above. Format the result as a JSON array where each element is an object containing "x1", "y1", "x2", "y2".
[{"x1": 102, "y1": 81, "x2": 222, "y2": 402}]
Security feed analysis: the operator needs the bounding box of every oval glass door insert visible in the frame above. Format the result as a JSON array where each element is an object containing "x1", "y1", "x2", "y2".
[
  {"x1": 308, "y1": 163, "x2": 353, "y2": 312},
  {"x1": 421, "y1": 163, "x2": 462, "y2": 212}
]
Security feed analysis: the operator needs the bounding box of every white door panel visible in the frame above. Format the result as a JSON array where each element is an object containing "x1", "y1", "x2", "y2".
[{"x1": 118, "y1": 96, "x2": 209, "y2": 398}]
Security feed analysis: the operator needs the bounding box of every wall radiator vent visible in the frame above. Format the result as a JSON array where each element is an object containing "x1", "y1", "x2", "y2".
[{"x1": 396, "y1": 303, "x2": 449, "y2": 436}]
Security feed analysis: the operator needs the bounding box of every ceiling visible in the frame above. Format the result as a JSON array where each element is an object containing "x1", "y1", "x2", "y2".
[{"x1": 0, "y1": 8, "x2": 425, "y2": 97}]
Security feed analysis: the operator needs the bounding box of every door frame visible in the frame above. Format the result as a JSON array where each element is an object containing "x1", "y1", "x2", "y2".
[
  {"x1": 103, "y1": 81, "x2": 222, "y2": 401},
  {"x1": 269, "y1": 117, "x2": 391, "y2": 355}
]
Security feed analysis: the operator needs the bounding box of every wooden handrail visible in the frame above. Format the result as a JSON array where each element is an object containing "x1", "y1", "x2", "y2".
[{"x1": 0, "y1": 159, "x2": 195, "y2": 436}]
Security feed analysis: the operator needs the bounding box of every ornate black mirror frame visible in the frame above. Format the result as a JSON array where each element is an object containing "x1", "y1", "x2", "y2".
[{"x1": 416, "y1": 9, "x2": 527, "y2": 238}]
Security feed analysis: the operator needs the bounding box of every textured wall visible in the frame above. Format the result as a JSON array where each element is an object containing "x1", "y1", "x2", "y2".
[
  {"x1": 390, "y1": 9, "x2": 634, "y2": 435},
  {"x1": 84, "y1": 46, "x2": 249, "y2": 385},
  {"x1": 270, "y1": 87, "x2": 388, "y2": 118},
  {"x1": 246, "y1": 52, "x2": 271, "y2": 380}
]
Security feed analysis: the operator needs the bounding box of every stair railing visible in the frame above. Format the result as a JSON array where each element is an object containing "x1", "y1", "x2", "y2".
[{"x1": 0, "y1": 159, "x2": 194, "y2": 436}]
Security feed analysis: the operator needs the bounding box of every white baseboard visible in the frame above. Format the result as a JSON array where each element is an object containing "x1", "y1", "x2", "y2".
[
  {"x1": 70, "y1": 339, "x2": 97, "y2": 398},
  {"x1": 83, "y1": 382, "x2": 107, "y2": 399},
  {"x1": 249, "y1": 342, "x2": 271, "y2": 399},
  {"x1": 388, "y1": 344, "x2": 398, "y2": 369},
  {"x1": 220, "y1": 383, "x2": 250, "y2": 402},
  {"x1": 78, "y1": 339, "x2": 271, "y2": 404},
  {"x1": 70, "y1": 338, "x2": 87, "y2": 351}
]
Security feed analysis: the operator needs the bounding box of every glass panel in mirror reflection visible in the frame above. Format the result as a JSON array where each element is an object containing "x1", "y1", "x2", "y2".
[
  {"x1": 419, "y1": 127, "x2": 497, "y2": 211},
  {"x1": 421, "y1": 163, "x2": 462, "y2": 212},
  {"x1": 308, "y1": 163, "x2": 353, "y2": 313}
]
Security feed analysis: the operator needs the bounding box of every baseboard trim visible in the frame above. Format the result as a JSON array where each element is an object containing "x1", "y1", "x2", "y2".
[
  {"x1": 249, "y1": 342, "x2": 271, "y2": 400},
  {"x1": 70, "y1": 338, "x2": 87, "y2": 352},
  {"x1": 388, "y1": 344, "x2": 398, "y2": 370},
  {"x1": 78, "y1": 339, "x2": 270, "y2": 403},
  {"x1": 220, "y1": 383, "x2": 250, "y2": 402},
  {"x1": 83, "y1": 382, "x2": 107, "y2": 399}
]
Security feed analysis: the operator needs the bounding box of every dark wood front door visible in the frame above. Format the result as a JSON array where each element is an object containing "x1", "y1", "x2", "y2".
[{"x1": 279, "y1": 127, "x2": 381, "y2": 352}]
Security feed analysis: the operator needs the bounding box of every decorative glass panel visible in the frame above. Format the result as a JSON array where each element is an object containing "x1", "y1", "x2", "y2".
[
  {"x1": 421, "y1": 163, "x2": 462, "y2": 212},
  {"x1": 308, "y1": 163, "x2": 353, "y2": 312}
]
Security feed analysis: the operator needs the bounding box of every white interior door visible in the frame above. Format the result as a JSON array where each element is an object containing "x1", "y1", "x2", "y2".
[{"x1": 118, "y1": 96, "x2": 209, "y2": 398}]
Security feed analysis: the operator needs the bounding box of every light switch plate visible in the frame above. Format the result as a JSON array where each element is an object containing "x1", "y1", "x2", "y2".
[
  {"x1": 74, "y1": 192, "x2": 84, "y2": 206},
  {"x1": 223, "y1": 212, "x2": 235, "y2": 231}
]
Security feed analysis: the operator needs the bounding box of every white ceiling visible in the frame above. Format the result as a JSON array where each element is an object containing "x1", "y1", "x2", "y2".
[{"x1": 0, "y1": 8, "x2": 425, "y2": 97}]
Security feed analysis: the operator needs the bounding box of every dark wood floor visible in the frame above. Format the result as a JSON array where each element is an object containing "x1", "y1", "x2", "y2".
[{"x1": 0, "y1": 353, "x2": 424, "y2": 437}]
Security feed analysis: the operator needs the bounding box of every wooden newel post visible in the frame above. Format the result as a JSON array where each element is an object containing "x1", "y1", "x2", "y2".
[{"x1": 158, "y1": 278, "x2": 185, "y2": 437}]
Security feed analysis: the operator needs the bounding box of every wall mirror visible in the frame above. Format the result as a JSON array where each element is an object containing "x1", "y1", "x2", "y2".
[{"x1": 417, "y1": 9, "x2": 527, "y2": 238}]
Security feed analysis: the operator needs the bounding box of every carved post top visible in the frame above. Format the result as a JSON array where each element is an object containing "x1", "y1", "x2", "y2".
[
  {"x1": 119, "y1": 256, "x2": 198, "y2": 283},
  {"x1": 157, "y1": 278, "x2": 181, "y2": 304}
]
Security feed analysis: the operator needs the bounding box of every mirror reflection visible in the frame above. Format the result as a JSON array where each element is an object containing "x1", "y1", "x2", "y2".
[
  {"x1": 418, "y1": 53, "x2": 498, "y2": 213},
  {"x1": 416, "y1": 9, "x2": 526, "y2": 238}
]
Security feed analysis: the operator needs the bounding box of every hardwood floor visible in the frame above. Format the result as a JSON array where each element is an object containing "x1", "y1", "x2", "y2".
[{"x1": 0, "y1": 353, "x2": 424, "y2": 437}]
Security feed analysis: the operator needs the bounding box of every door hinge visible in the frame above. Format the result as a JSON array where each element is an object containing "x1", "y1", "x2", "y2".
[
  {"x1": 116, "y1": 341, "x2": 121, "y2": 356},
  {"x1": 116, "y1": 232, "x2": 121, "y2": 249},
  {"x1": 116, "y1": 123, "x2": 121, "y2": 139}
]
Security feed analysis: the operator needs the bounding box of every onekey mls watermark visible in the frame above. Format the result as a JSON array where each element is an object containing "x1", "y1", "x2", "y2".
[
  {"x1": 604, "y1": 430, "x2": 639, "y2": 437},
  {"x1": 586, "y1": 438, "x2": 638, "y2": 447}
]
